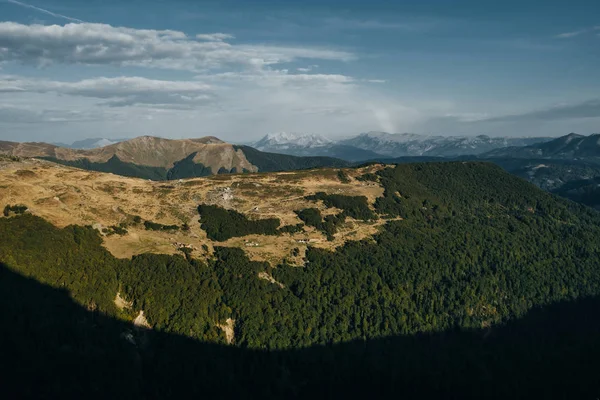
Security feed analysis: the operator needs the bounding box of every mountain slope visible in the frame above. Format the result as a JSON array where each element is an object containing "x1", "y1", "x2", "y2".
[
  {"x1": 2, "y1": 260, "x2": 599, "y2": 398},
  {"x1": 341, "y1": 132, "x2": 552, "y2": 157},
  {"x1": 2, "y1": 159, "x2": 600, "y2": 396},
  {"x1": 0, "y1": 136, "x2": 348, "y2": 180}
]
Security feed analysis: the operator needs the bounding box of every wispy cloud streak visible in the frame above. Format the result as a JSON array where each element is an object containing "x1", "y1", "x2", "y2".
[
  {"x1": 556, "y1": 25, "x2": 600, "y2": 38},
  {"x1": 2, "y1": 0, "x2": 83, "y2": 23}
]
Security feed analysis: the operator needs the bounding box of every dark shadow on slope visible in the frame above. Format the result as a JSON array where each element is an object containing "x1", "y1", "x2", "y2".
[
  {"x1": 41, "y1": 155, "x2": 168, "y2": 180},
  {"x1": 236, "y1": 145, "x2": 349, "y2": 172},
  {"x1": 1, "y1": 262, "x2": 600, "y2": 399}
]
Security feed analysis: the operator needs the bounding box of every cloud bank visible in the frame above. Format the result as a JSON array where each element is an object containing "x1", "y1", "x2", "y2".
[{"x1": 0, "y1": 22, "x2": 354, "y2": 71}]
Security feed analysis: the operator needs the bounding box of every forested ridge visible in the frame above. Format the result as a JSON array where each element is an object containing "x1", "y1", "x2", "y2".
[{"x1": 1, "y1": 162, "x2": 600, "y2": 397}]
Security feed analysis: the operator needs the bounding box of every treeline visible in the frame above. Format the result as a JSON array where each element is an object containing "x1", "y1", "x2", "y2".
[
  {"x1": 305, "y1": 192, "x2": 376, "y2": 221},
  {"x1": 144, "y1": 220, "x2": 181, "y2": 232},
  {"x1": 197, "y1": 204, "x2": 280, "y2": 241},
  {"x1": 103, "y1": 224, "x2": 128, "y2": 236},
  {"x1": 295, "y1": 208, "x2": 345, "y2": 240}
]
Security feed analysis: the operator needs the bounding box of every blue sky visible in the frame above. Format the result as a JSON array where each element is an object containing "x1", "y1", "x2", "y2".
[{"x1": 0, "y1": 0, "x2": 598, "y2": 143}]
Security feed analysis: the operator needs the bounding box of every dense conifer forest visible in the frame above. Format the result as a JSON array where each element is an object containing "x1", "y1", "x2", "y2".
[{"x1": 1, "y1": 162, "x2": 600, "y2": 397}]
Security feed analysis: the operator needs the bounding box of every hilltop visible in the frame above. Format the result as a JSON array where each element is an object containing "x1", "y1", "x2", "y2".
[{"x1": 0, "y1": 157, "x2": 383, "y2": 265}]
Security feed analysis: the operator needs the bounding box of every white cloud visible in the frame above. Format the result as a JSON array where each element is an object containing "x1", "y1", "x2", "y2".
[
  {"x1": 196, "y1": 33, "x2": 235, "y2": 41},
  {"x1": 0, "y1": 22, "x2": 420, "y2": 141},
  {"x1": 0, "y1": 104, "x2": 112, "y2": 124},
  {"x1": 0, "y1": 22, "x2": 355, "y2": 71},
  {"x1": 556, "y1": 30, "x2": 586, "y2": 38},
  {"x1": 296, "y1": 64, "x2": 319, "y2": 72},
  {"x1": 197, "y1": 69, "x2": 354, "y2": 89},
  {"x1": 0, "y1": 69, "x2": 420, "y2": 141},
  {"x1": 0, "y1": 76, "x2": 215, "y2": 108},
  {"x1": 556, "y1": 26, "x2": 600, "y2": 39},
  {"x1": 322, "y1": 16, "x2": 448, "y2": 33}
]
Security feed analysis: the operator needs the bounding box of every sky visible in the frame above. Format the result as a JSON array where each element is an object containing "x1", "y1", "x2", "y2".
[{"x1": 0, "y1": 0, "x2": 599, "y2": 143}]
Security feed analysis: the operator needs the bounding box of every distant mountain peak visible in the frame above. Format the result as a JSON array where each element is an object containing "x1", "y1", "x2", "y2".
[
  {"x1": 360, "y1": 131, "x2": 432, "y2": 143},
  {"x1": 255, "y1": 132, "x2": 332, "y2": 149}
]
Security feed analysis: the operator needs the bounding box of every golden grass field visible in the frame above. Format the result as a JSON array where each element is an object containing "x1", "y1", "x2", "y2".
[{"x1": 0, "y1": 157, "x2": 391, "y2": 266}]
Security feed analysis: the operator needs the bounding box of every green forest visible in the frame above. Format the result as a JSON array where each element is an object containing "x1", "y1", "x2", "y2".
[
  {"x1": 2, "y1": 162, "x2": 600, "y2": 397},
  {"x1": 197, "y1": 204, "x2": 281, "y2": 241},
  {"x1": 295, "y1": 207, "x2": 346, "y2": 239}
]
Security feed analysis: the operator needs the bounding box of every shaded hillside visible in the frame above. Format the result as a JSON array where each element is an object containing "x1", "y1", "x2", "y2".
[
  {"x1": 235, "y1": 145, "x2": 349, "y2": 172},
  {"x1": 43, "y1": 154, "x2": 171, "y2": 180},
  {"x1": 484, "y1": 133, "x2": 600, "y2": 160},
  {"x1": 1, "y1": 261, "x2": 600, "y2": 399},
  {"x1": 552, "y1": 176, "x2": 600, "y2": 210},
  {"x1": 259, "y1": 143, "x2": 383, "y2": 162}
]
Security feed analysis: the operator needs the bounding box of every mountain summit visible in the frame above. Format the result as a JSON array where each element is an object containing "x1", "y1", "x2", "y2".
[
  {"x1": 254, "y1": 132, "x2": 333, "y2": 149},
  {"x1": 251, "y1": 132, "x2": 382, "y2": 161}
]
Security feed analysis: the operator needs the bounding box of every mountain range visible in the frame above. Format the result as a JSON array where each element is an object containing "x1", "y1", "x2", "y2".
[
  {"x1": 3, "y1": 131, "x2": 600, "y2": 209},
  {"x1": 0, "y1": 136, "x2": 348, "y2": 180},
  {"x1": 251, "y1": 132, "x2": 383, "y2": 161},
  {"x1": 251, "y1": 131, "x2": 554, "y2": 160}
]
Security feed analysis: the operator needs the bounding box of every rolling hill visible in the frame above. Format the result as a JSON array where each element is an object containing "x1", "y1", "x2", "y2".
[{"x1": 0, "y1": 136, "x2": 349, "y2": 180}]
